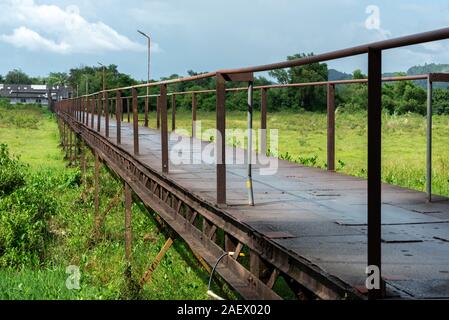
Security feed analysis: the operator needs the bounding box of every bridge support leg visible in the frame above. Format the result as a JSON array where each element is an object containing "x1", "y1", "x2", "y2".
[
  {"x1": 69, "y1": 129, "x2": 73, "y2": 164},
  {"x1": 124, "y1": 183, "x2": 133, "y2": 265},
  {"x1": 94, "y1": 152, "x2": 101, "y2": 235}
]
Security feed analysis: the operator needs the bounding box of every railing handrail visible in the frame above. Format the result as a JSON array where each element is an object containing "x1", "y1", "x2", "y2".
[
  {"x1": 69, "y1": 27, "x2": 449, "y2": 99},
  {"x1": 88, "y1": 74, "x2": 434, "y2": 101}
]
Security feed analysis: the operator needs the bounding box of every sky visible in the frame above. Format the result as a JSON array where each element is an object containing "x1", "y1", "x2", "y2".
[{"x1": 1, "y1": 0, "x2": 449, "y2": 81}]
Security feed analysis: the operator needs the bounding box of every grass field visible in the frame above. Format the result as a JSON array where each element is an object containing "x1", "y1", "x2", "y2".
[
  {"x1": 136, "y1": 108, "x2": 449, "y2": 197},
  {"x1": 0, "y1": 103, "x2": 211, "y2": 300},
  {"x1": 1, "y1": 103, "x2": 449, "y2": 300}
]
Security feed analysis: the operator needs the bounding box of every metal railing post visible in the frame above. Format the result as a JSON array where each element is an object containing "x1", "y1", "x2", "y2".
[
  {"x1": 160, "y1": 84, "x2": 169, "y2": 173},
  {"x1": 97, "y1": 94, "x2": 101, "y2": 132},
  {"x1": 132, "y1": 88, "x2": 139, "y2": 155},
  {"x1": 116, "y1": 90, "x2": 122, "y2": 145},
  {"x1": 260, "y1": 88, "x2": 267, "y2": 155},
  {"x1": 144, "y1": 95, "x2": 149, "y2": 127},
  {"x1": 327, "y1": 83, "x2": 336, "y2": 171},
  {"x1": 172, "y1": 94, "x2": 176, "y2": 131},
  {"x1": 216, "y1": 73, "x2": 226, "y2": 205},
  {"x1": 192, "y1": 92, "x2": 197, "y2": 138},
  {"x1": 105, "y1": 91, "x2": 109, "y2": 138},
  {"x1": 427, "y1": 77, "x2": 433, "y2": 202},
  {"x1": 367, "y1": 47, "x2": 383, "y2": 300}
]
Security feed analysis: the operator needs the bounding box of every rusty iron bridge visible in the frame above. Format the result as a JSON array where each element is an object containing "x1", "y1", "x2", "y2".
[{"x1": 55, "y1": 28, "x2": 449, "y2": 300}]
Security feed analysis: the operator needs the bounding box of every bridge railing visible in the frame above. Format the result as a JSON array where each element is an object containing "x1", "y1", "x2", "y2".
[{"x1": 55, "y1": 27, "x2": 449, "y2": 299}]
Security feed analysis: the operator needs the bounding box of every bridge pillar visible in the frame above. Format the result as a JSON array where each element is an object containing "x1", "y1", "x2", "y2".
[{"x1": 124, "y1": 182, "x2": 133, "y2": 264}]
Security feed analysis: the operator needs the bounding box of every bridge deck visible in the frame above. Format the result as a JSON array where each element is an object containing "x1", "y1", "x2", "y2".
[{"x1": 89, "y1": 114, "x2": 449, "y2": 299}]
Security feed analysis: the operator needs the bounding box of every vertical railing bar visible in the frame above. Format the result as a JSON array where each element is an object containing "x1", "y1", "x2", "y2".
[
  {"x1": 367, "y1": 47, "x2": 383, "y2": 300},
  {"x1": 327, "y1": 83, "x2": 336, "y2": 171}
]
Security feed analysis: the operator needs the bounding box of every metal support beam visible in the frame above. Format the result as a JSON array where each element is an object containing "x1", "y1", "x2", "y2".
[
  {"x1": 367, "y1": 47, "x2": 383, "y2": 300},
  {"x1": 216, "y1": 73, "x2": 226, "y2": 205},
  {"x1": 427, "y1": 78, "x2": 433, "y2": 202},
  {"x1": 160, "y1": 84, "x2": 169, "y2": 173},
  {"x1": 140, "y1": 238, "x2": 173, "y2": 286},
  {"x1": 94, "y1": 152, "x2": 100, "y2": 222},
  {"x1": 132, "y1": 88, "x2": 139, "y2": 155},
  {"x1": 124, "y1": 183, "x2": 132, "y2": 263},
  {"x1": 260, "y1": 88, "x2": 267, "y2": 155},
  {"x1": 327, "y1": 83, "x2": 336, "y2": 171}
]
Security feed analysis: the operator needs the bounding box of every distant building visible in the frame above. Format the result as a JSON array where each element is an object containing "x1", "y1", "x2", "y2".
[{"x1": 0, "y1": 84, "x2": 73, "y2": 106}]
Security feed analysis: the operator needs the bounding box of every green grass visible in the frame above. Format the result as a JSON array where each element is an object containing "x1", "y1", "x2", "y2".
[
  {"x1": 135, "y1": 108, "x2": 449, "y2": 197},
  {"x1": 0, "y1": 103, "x2": 211, "y2": 300}
]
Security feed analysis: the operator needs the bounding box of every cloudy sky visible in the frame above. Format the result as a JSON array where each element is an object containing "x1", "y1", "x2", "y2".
[{"x1": 1, "y1": 0, "x2": 449, "y2": 81}]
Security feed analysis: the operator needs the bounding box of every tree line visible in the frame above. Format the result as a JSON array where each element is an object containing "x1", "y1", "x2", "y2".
[{"x1": 2, "y1": 55, "x2": 449, "y2": 115}]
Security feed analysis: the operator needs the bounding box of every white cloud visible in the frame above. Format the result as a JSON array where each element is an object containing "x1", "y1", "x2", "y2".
[
  {"x1": 0, "y1": 26, "x2": 70, "y2": 53},
  {"x1": 0, "y1": 0, "x2": 148, "y2": 54}
]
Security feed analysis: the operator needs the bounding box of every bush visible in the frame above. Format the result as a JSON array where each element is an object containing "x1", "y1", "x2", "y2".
[
  {"x1": 0, "y1": 172, "x2": 58, "y2": 268},
  {"x1": 0, "y1": 144, "x2": 28, "y2": 196}
]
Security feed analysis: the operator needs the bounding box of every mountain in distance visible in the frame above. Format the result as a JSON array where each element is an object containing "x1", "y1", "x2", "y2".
[{"x1": 328, "y1": 69, "x2": 352, "y2": 81}]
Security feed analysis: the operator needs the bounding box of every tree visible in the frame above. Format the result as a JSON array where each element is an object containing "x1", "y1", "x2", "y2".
[
  {"x1": 47, "y1": 72, "x2": 69, "y2": 86},
  {"x1": 0, "y1": 74, "x2": 3, "y2": 82},
  {"x1": 268, "y1": 53, "x2": 328, "y2": 111},
  {"x1": 5, "y1": 69, "x2": 32, "y2": 84}
]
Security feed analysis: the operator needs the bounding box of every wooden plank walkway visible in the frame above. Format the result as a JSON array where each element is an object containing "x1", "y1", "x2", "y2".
[{"x1": 91, "y1": 114, "x2": 449, "y2": 299}]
